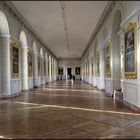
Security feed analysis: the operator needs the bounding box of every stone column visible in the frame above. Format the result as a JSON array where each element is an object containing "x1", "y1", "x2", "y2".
[
  {"x1": 85, "y1": 62, "x2": 86, "y2": 81},
  {"x1": 81, "y1": 63, "x2": 83, "y2": 80},
  {"x1": 100, "y1": 47, "x2": 105, "y2": 90},
  {"x1": 40, "y1": 57, "x2": 44, "y2": 85},
  {"x1": 93, "y1": 56, "x2": 97, "y2": 87},
  {"x1": 1, "y1": 35, "x2": 11, "y2": 97},
  {"x1": 49, "y1": 60, "x2": 52, "y2": 82},
  {"x1": 92, "y1": 58, "x2": 94, "y2": 85},
  {"x1": 52, "y1": 63, "x2": 54, "y2": 81},
  {"x1": 33, "y1": 51, "x2": 38, "y2": 88},
  {"x1": 89, "y1": 59, "x2": 92, "y2": 84},
  {"x1": 117, "y1": 30, "x2": 124, "y2": 80},
  {"x1": 45, "y1": 59, "x2": 48, "y2": 83},
  {"x1": 46, "y1": 60, "x2": 48, "y2": 77},
  {"x1": 21, "y1": 46, "x2": 28, "y2": 91},
  {"x1": 54, "y1": 63, "x2": 56, "y2": 80}
]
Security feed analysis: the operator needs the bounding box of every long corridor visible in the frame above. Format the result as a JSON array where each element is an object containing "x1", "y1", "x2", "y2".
[{"x1": 0, "y1": 80, "x2": 140, "y2": 139}]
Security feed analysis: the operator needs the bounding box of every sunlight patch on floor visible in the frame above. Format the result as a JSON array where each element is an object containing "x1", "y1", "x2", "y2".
[
  {"x1": 14, "y1": 101, "x2": 140, "y2": 116},
  {"x1": 0, "y1": 136, "x2": 12, "y2": 139},
  {"x1": 43, "y1": 88, "x2": 100, "y2": 93}
]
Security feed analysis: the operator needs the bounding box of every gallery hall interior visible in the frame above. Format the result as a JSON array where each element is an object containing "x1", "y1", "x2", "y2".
[{"x1": 0, "y1": 1, "x2": 140, "y2": 139}]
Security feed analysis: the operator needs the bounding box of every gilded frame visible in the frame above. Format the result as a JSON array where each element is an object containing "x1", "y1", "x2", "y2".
[
  {"x1": 58, "y1": 67, "x2": 63, "y2": 75},
  {"x1": 124, "y1": 22, "x2": 137, "y2": 79},
  {"x1": 11, "y1": 42, "x2": 19, "y2": 78},
  {"x1": 75, "y1": 67, "x2": 80, "y2": 75},
  {"x1": 105, "y1": 41, "x2": 111, "y2": 77}
]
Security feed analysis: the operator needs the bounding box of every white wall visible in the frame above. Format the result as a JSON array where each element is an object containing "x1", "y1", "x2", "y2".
[
  {"x1": 58, "y1": 59, "x2": 81, "y2": 80},
  {"x1": 0, "y1": 3, "x2": 57, "y2": 97},
  {"x1": 81, "y1": 1, "x2": 140, "y2": 110}
]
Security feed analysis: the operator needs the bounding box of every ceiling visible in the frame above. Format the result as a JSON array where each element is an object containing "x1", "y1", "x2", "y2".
[{"x1": 11, "y1": 1, "x2": 108, "y2": 59}]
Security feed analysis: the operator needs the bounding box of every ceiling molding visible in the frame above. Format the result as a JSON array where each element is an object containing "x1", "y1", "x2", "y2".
[
  {"x1": 81, "y1": 1, "x2": 116, "y2": 59},
  {"x1": 1, "y1": 1, "x2": 57, "y2": 59}
]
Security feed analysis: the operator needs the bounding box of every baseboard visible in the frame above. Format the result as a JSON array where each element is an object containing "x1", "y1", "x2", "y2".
[
  {"x1": 123, "y1": 100, "x2": 140, "y2": 113},
  {"x1": 0, "y1": 92, "x2": 21, "y2": 99}
]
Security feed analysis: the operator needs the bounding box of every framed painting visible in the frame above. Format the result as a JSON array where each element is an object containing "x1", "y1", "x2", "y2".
[
  {"x1": 44, "y1": 60, "x2": 46, "y2": 75},
  {"x1": 124, "y1": 22, "x2": 137, "y2": 79},
  {"x1": 105, "y1": 42, "x2": 111, "y2": 77},
  {"x1": 75, "y1": 67, "x2": 80, "y2": 75},
  {"x1": 28, "y1": 51, "x2": 32, "y2": 77},
  {"x1": 11, "y1": 42, "x2": 19, "y2": 78},
  {"x1": 58, "y1": 67, "x2": 63, "y2": 75}
]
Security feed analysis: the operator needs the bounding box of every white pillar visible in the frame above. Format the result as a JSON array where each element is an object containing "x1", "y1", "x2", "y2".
[
  {"x1": 45, "y1": 59, "x2": 48, "y2": 83},
  {"x1": 52, "y1": 63, "x2": 54, "y2": 81},
  {"x1": 1, "y1": 35, "x2": 11, "y2": 97},
  {"x1": 49, "y1": 61, "x2": 52, "y2": 82},
  {"x1": 40, "y1": 58, "x2": 44, "y2": 85},
  {"x1": 33, "y1": 52, "x2": 38, "y2": 88},
  {"x1": 93, "y1": 58, "x2": 97, "y2": 87},
  {"x1": 90, "y1": 59, "x2": 92, "y2": 84},
  {"x1": 21, "y1": 47, "x2": 28, "y2": 91},
  {"x1": 117, "y1": 30, "x2": 125, "y2": 91},
  {"x1": 100, "y1": 47, "x2": 105, "y2": 90}
]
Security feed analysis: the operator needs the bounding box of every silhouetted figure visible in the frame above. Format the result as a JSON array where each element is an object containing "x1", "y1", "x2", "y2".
[
  {"x1": 70, "y1": 74, "x2": 72, "y2": 80},
  {"x1": 60, "y1": 74, "x2": 62, "y2": 80}
]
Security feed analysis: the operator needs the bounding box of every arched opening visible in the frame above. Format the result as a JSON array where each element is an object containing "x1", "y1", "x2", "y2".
[
  {"x1": 0, "y1": 10, "x2": 11, "y2": 96},
  {"x1": 112, "y1": 10, "x2": 122, "y2": 91},
  {"x1": 19, "y1": 31, "x2": 28, "y2": 91},
  {"x1": 0, "y1": 10, "x2": 9, "y2": 35}
]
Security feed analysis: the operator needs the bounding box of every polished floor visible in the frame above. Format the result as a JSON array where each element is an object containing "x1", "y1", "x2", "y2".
[{"x1": 0, "y1": 80, "x2": 140, "y2": 139}]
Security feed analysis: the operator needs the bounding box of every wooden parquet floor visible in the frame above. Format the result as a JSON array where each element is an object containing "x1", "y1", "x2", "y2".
[{"x1": 0, "y1": 80, "x2": 140, "y2": 139}]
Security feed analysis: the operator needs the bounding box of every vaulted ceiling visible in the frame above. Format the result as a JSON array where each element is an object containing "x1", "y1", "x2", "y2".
[{"x1": 11, "y1": 1, "x2": 108, "y2": 59}]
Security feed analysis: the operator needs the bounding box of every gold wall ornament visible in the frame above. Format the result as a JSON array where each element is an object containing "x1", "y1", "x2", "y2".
[
  {"x1": 105, "y1": 41, "x2": 111, "y2": 78},
  {"x1": 11, "y1": 42, "x2": 19, "y2": 78},
  {"x1": 124, "y1": 22, "x2": 137, "y2": 79},
  {"x1": 28, "y1": 50, "x2": 33, "y2": 77}
]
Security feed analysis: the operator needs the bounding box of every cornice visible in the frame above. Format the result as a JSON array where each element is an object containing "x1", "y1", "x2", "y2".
[
  {"x1": 0, "y1": 1, "x2": 57, "y2": 59},
  {"x1": 81, "y1": 1, "x2": 116, "y2": 59},
  {"x1": 121, "y1": 8, "x2": 139, "y2": 28}
]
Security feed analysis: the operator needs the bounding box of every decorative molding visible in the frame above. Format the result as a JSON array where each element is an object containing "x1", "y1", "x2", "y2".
[
  {"x1": 121, "y1": 8, "x2": 138, "y2": 28},
  {"x1": 81, "y1": 1, "x2": 116, "y2": 59},
  {"x1": 0, "y1": 1, "x2": 57, "y2": 59},
  {"x1": 0, "y1": 34, "x2": 10, "y2": 38}
]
